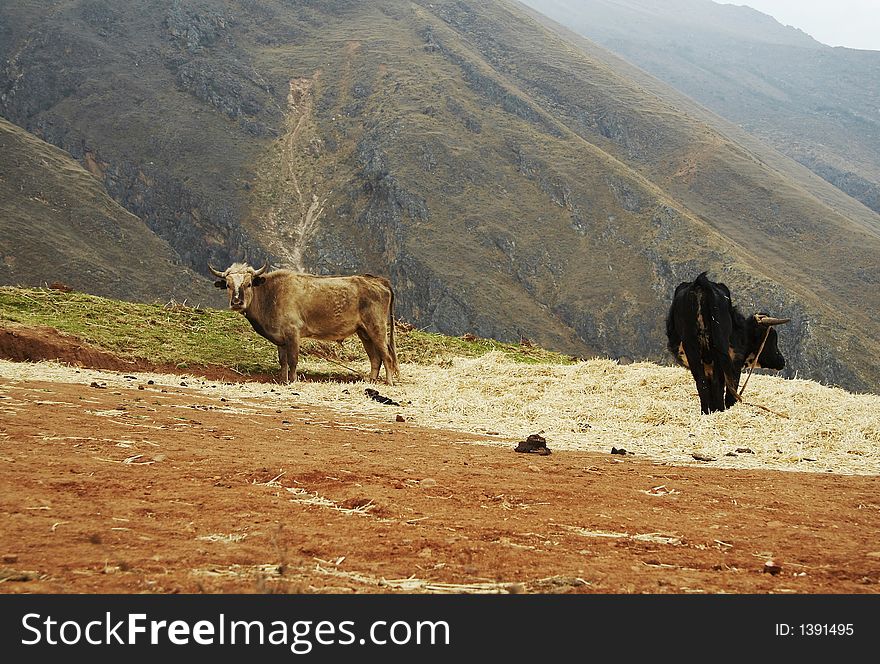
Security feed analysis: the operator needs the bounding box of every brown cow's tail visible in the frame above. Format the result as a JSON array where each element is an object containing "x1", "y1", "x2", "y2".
[{"x1": 387, "y1": 282, "x2": 399, "y2": 380}]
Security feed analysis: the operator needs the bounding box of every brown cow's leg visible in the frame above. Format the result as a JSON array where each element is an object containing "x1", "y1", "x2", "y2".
[
  {"x1": 288, "y1": 333, "x2": 300, "y2": 382},
  {"x1": 356, "y1": 328, "x2": 382, "y2": 382},
  {"x1": 277, "y1": 345, "x2": 289, "y2": 384},
  {"x1": 372, "y1": 327, "x2": 397, "y2": 385},
  {"x1": 385, "y1": 327, "x2": 400, "y2": 383},
  {"x1": 360, "y1": 317, "x2": 397, "y2": 385}
]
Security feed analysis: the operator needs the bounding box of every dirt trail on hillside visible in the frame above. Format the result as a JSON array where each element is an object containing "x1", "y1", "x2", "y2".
[{"x1": 0, "y1": 331, "x2": 879, "y2": 593}]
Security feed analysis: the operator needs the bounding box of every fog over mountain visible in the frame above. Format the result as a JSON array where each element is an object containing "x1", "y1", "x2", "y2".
[{"x1": 519, "y1": 0, "x2": 880, "y2": 216}]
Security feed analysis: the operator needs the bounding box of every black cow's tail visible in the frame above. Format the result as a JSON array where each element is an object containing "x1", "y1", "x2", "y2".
[{"x1": 696, "y1": 272, "x2": 735, "y2": 405}]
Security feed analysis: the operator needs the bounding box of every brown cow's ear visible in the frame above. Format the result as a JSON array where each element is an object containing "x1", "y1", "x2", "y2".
[
  {"x1": 213, "y1": 280, "x2": 226, "y2": 289},
  {"x1": 252, "y1": 276, "x2": 266, "y2": 287}
]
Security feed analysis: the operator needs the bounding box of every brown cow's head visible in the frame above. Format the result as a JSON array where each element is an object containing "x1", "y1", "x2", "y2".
[{"x1": 208, "y1": 261, "x2": 268, "y2": 312}]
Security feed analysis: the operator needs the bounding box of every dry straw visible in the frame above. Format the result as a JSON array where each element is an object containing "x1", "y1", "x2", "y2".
[{"x1": 1, "y1": 355, "x2": 878, "y2": 475}]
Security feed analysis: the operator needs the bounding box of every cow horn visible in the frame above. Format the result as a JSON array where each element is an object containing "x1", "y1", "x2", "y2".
[
  {"x1": 207, "y1": 264, "x2": 226, "y2": 278},
  {"x1": 252, "y1": 260, "x2": 269, "y2": 277},
  {"x1": 755, "y1": 314, "x2": 791, "y2": 326}
]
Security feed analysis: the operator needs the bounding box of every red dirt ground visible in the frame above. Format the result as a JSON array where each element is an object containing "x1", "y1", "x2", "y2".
[{"x1": 1, "y1": 326, "x2": 879, "y2": 594}]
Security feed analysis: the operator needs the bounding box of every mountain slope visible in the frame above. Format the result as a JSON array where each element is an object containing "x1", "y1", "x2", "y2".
[
  {"x1": 1, "y1": 0, "x2": 879, "y2": 391},
  {"x1": 518, "y1": 0, "x2": 880, "y2": 216},
  {"x1": 0, "y1": 117, "x2": 216, "y2": 304}
]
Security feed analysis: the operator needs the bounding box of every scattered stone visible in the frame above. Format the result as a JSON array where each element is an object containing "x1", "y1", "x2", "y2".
[
  {"x1": 725, "y1": 452, "x2": 737, "y2": 457},
  {"x1": 365, "y1": 388, "x2": 400, "y2": 406},
  {"x1": 736, "y1": 447, "x2": 754, "y2": 454},
  {"x1": 48, "y1": 281, "x2": 74, "y2": 293},
  {"x1": 763, "y1": 559, "x2": 783, "y2": 575},
  {"x1": 692, "y1": 453, "x2": 715, "y2": 462},
  {"x1": 147, "y1": 380, "x2": 155, "y2": 385},
  {"x1": 90, "y1": 382, "x2": 106, "y2": 389},
  {"x1": 2, "y1": 554, "x2": 18, "y2": 564},
  {"x1": 514, "y1": 433, "x2": 551, "y2": 455},
  {"x1": 610, "y1": 447, "x2": 628, "y2": 455},
  {"x1": 395, "y1": 414, "x2": 406, "y2": 422},
  {"x1": 420, "y1": 478, "x2": 437, "y2": 488}
]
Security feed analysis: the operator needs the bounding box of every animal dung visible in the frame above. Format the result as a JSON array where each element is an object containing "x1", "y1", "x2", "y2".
[
  {"x1": 364, "y1": 388, "x2": 400, "y2": 406},
  {"x1": 514, "y1": 433, "x2": 551, "y2": 455}
]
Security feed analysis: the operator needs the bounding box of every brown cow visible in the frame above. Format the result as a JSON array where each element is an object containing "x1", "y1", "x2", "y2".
[{"x1": 209, "y1": 261, "x2": 399, "y2": 384}]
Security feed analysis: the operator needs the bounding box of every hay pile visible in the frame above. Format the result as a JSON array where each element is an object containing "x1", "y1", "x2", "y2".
[{"x1": 2, "y1": 354, "x2": 878, "y2": 475}]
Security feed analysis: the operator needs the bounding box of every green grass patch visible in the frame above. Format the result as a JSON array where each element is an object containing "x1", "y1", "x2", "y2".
[{"x1": 0, "y1": 286, "x2": 575, "y2": 376}]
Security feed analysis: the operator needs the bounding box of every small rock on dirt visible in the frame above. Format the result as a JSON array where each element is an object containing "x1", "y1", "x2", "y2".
[
  {"x1": 692, "y1": 453, "x2": 716, "y2": 462},
  {"x1": 2, "y1": 554, "x2": 18, "y2": 564},
  {"x1": 763, "y1": 559, "x2": 783, "y2": 575},
  {"x1": 610, "y1": 447, "x2": 629, "y2": 455},
  {"x1": 514, "y1": 433, "x2": 551, "y2": 455},
  {"x1": 396, "y1": 414, "x2": 406, "y2": 422}
]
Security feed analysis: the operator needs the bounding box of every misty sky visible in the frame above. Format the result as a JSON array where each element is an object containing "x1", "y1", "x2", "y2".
[{"x1": 720, "y1": 1, "x2": 880, "y2": 50}]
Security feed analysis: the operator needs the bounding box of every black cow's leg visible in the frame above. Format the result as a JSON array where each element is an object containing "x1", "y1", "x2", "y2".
[
  {"x1": 725, "y1": 371, "x2": 741, "y2": 409},
  {"x1": 709, "y1": 366, "x2": 726, "y2": 412},
  {"x1": 682, "y1": 338, "x2": 711, "y2": 414},
  {"x1": 696, "y1": 375, "x2": 713, "y2": 414}
]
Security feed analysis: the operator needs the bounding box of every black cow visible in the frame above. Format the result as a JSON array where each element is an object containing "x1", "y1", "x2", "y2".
[{"x1": 666, "y1": 272, "x2": 789, "y2": 414}]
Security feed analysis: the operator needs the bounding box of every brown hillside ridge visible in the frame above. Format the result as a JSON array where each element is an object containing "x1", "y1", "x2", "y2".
[
  {"x1": 1, "y1": 1, "x2": 879, "y2": 392},
  {"x1": 1, "y1": 328, "x2": 879, "y2": 593},
  {"x1": 0, "y1": 323, "x2": 271, "y2": 383},
  {"x1": 0, "y1": 118, "x2": 217, "y2": 306}
]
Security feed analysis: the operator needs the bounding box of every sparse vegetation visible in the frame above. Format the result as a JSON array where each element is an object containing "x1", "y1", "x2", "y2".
[{"x1": 0, "y1": 286, "x2": 574, "y2": 376}]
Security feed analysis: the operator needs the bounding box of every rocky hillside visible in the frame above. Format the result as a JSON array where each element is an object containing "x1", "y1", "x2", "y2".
[
  {"x1": 519, "y1": 0, "x2": 880, "y2": 216},
  {"x1": 1, "y1": 0, "x2": 879, "y2": 391},
  {"x1": 0, "y1": 117, "x2": 216, "y2": 304}
]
